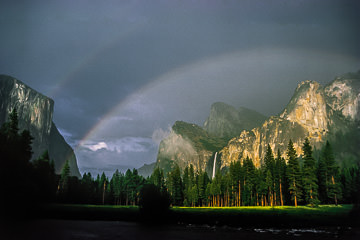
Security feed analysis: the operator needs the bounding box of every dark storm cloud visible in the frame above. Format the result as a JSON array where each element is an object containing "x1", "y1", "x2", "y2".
[{"x1": 1, "y1": 0, "x2": 359, "y2": 175}]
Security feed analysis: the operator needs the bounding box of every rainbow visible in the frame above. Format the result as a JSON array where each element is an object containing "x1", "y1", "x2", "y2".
[
  {"x1": 74, "y1": 51, "x2": 233, "y2": 150},
  {"x1": 69, "y1": 47, "x2": 360, "y2": 172}
]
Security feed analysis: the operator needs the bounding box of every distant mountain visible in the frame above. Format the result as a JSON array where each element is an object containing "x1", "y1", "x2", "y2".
[
  {"x1": 137, "y1": 162, "x2": 156, "y2": 178},
  {"x1": 204, "y1": 102, "x2": 267, "y2": 140},
  {"x1": 156, "y1": 71, "x2": 360, "y2": 174},
  {"x1": 156, "y1": 121, "x2": 228, "y2": 175},
  {"x1": 0, "y1": 75, "x2": 81, "y2": 177}
]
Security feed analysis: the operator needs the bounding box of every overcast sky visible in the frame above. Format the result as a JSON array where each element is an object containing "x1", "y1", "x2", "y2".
[{"x1": 1, "y1": 0, "x2": 359, "y2": 176}]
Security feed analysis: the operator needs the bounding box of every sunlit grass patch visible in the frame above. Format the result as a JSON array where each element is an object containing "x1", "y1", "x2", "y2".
[
  {"x1": 172, "y1": 205, "x2": 352, "y2": 216},
  {"x1": 170, "y1": 204, "x2": 354, "y2": 227}
]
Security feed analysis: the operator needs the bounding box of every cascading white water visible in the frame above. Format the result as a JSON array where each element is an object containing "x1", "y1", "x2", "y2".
[{"x1": 212, "y1": 152, "x2": 217, "y2": 179}]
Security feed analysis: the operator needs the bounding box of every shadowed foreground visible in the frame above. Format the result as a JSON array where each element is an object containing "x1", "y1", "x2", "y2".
[
  {"x1": 31, "y1": 204, "x2": 360, "y2": 227},
  {"x1": 1, "y1": 205, "x2": 359, "y2": 240},
  {"x1": 1, "y1": 219, "x2": 359, "y2": 240}
]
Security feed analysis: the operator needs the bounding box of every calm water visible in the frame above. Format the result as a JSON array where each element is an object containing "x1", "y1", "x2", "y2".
[{"x1": 1, "y1": 219, "x2": 359, "y2": 240}]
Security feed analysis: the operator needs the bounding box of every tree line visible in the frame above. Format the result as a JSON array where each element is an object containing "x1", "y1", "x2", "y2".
[
  {"x1": 48, "y1": 137, "x2": 360, "y2": 207},
  {"x1": 154, "y1": 139, "x2": 360, "y2": 207},
  {"x1": 1, "y1": 108, "x2": 359, "y2": 208},
  {"x1": 0, "y1": 109, "x2": 57, "y2": 209}
]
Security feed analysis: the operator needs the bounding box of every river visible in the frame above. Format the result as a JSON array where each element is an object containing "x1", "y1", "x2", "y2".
[{"x1": 1, "y1": 219, "x2": 359, "y2": 240}]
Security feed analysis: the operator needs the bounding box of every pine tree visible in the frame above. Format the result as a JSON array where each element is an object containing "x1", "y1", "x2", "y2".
[
  {"x1": 275, "y1": 149, "x2": 286, "y2": 206},
  {"x1": 59, "y1": 159, "x2": 71, "y2": 200},
  {"x1": 100, "y1": 172, "x2": 108, "y2": 204},
  {"x1": 33, "y1": 150, "x2": 56, "y2": 203},
  {"x1": 323, "y1": 141, "x2": 342, "y2": 205},
  {"x1": 317, "y1": 156, "x2": 327, "y2": 203},
  {"x1": 302, "y1": 138, "x2": 319, "y2": 206},
  {"x1": 81, "y1": 172, "x2": 94, "y2": 204},
  {"x1": 229, "y1": 160, "x2": 242, "y2": 206},
  {"x1": 263, "y1": 145, "x2": 275, "y2": 206},
  {"x1": 112, "y1": 169, "x2": 122, "y2": 205},
  {"x1": 124, "y1": 169, "x2": 134, "y2": 205},
  {"x1": 150, "y1": 167, "x2": 166, "y2": 193},
  {"x1": 286, "y1": 140, "x2": 302, "y2": 207},
  {"x1": 168, "y1": 165, "x2": 183, "y2": 206},
  {"x1": 197, "y1": 170, "x2": 210, "y2": 206},
  {"x1": 265, "y1": 169, "x2": 274, "y2": 206},
  {"x1": 243, "y1": 156, "x2": 256, "y2": 206},
  {"x1": 264, "y1": 144, "x2": 275, "y2": 175},
  {"x1": 182, "y1": 165, "x2": 197, "y2": 206},
  {"x1": 8, "y1": 108, "x2": 19, "y2": 137}
]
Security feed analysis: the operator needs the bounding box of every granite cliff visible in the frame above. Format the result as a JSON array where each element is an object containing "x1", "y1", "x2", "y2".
[
  {"x1": 0, "y1": 75, "x2": 80, "y2": 177},
  {"x1": 156, "y1": 121, "x2": 227, "y2": 175},
  {"x1": 157, "y1": 71, "x2": 360, "y2": 173},
  {"x1": 221, "y1": 72, "x2": 360, "y2": 168},
  {"x1": 204, "y1": 102, "x2": 267, "y2": 140},
  {"x1": 156, "y1": 103, "x2": 266, "y2": 175}
]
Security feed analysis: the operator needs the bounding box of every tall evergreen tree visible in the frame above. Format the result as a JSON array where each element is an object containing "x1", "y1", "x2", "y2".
[
  {"x1": 0, "y1": 108, "x2": 35, "y2": 209},
  {"x1": 286, "y1": 140, "x2": 302, "y2": 207},
  {"x1": 263, "y1": 145, "x2": 275, "y2": 206},
  {"x1": 243, "y1": 156, "x2": 256, "y2": 206},
  {"x1": 59, "y1": 160, "x2": 71, "y2": 194},
  {"x1": 264, "y1": 144, "x2": 275, "y2": 175},
  {"x1": 322, "y1": 141, "x2": 342, "y2": 205},
  {"x1": 302, "y1": 138, "x2": 319, "y2": 206},
  {"x1": 100, "y1": 172, "x2": 109, "y2": 204},
  {"x1": 197, "y1": 170, "x2": 210, "y2": 206},
  {"x1": 33, "y1": 150, "x2": 57, "y2": 203},
  {"x1": 111, "y1": 169, "x2": 122, "y2": 205},
  {"x1": 167, "y1": 165, "x2": 183, "y2": 206},
  {"x1": 265, "y1": 169, "x2": 274, "y2": 206},
  {"x1": 81, "y1": 172, "x2": 94, "y2": 204},
  {"x1": 317, "y1": 155, "x2": 327, "y2": 203},
  {"x1": 182, "y1": 165, "x2": 197, "y2": 206},
  {"x1": 275, "y1": 149, "x2": 287, "y2": 206},
  {"x1": 8, "y1": 108, "x2": 19, "y2": 137},
  {"x1": 150, "y1": 167, "x2": 166, "y2": 193},
  {"x1": 229, "y1": 160, "x2": 242, "y2": 206}
]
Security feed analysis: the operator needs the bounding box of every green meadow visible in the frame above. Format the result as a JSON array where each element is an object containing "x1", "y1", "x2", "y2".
[{"x1": 171, "y1": 205, "x2": 358, "y2": 227}]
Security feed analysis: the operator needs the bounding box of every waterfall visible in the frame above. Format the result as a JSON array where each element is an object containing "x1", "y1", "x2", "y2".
[{"x1": 212, "y1": 152, "x2": 217, "y2": 179}]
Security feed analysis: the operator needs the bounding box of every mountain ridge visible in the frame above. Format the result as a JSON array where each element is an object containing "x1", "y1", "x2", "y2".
[
  {"x1": 157, "y1": 71, "x2": 360, "y2": 173},
  {"x1": 203, "y1": 102, "x2": 267, "y2": 140}
]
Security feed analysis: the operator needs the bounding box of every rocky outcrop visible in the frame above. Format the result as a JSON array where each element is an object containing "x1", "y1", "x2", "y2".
[
  {"x1": 220, "y1": 116, "x2": 307, "y2": 168},
  {"x1": 156, "y1": 121, "x2": 226, "y2": 174},
  {"x1": 220, "y1": 72, "x2": 360, "y2": 168},
  {"x1": 203, "y1": 102, "x2": 267, "y2": 140},
  {"x1": 0, "y1": 75, "x2": 80, "y2": 177},
  {"x1": 157, "y1": 71, "x2": 360, "y2": 173},
  {"x1": 325, "y1": 71, "x2": 360, "y2": 121}
]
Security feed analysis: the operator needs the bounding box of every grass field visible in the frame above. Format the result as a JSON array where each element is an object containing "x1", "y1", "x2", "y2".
[
  {"x1": 37, "y1": 204, "x2": 359, "y2": 227},
  {"x1": 170, "y1": 205, "x2": 358, "y2": 227}
]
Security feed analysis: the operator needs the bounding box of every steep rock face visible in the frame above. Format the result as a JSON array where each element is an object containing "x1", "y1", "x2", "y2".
[
  {"x1": 156, "y1": 71, "x2": 360, "y2": 173},
  {"x1": 0, "y1": 75, "x2": 80, "y2": 177},
  {"x1": 0, "y1": 75, "x2": 54, "y2": 157},
  {"x1": 156, "y1": 121, "x2": 226, "y2": 174},
  {"x1": 220, "y1": 116, "x2": 307, "y2": 168},
  {"x1": 325, "y1": 71, "x2": 360, "y2": 121},
  {"x1": 221, "y1": 73, "x2": 360, "y2": 168},
  {"x1": 49, "y1": 123, "x2": 80, "y2": 176},
  {"x1": 280, "y1": 80, "x2": 331, "y2": 134},
  {"x1": 203, "y1": 102, "x2": 267, "y2": 140}
]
